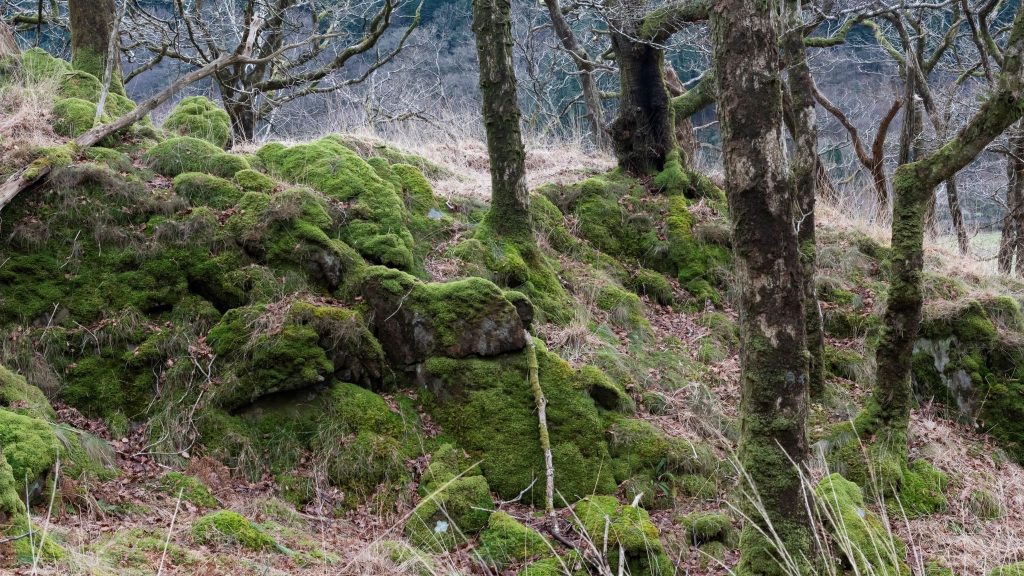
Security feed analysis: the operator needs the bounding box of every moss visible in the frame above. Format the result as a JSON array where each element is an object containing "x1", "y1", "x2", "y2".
[
  {"x1": 815, "y1": 474, "x2": 909, "y2": 576},
  {"x1": 277, "y1": 472, "x2": 315, "y2": 508},
  {"x1": 628, "y1": 269, "x2": 674, "y2": 306},
  {"x1": 53, "y1": 97, "x2": 99, "y2": 137},
  {"x1": 575, "y1": 365, "x2": 634, "y2": 413},
  {"x1": 0, "y1": 365, "x2": 56, "y2": 421},
  {"x1": 0, "y1": 451, "x2": 25, "y2": 518},
  {"x1": 234, "y1": 168, "x2": 277, "y2": 193},
  {"x1": 678, "y1": 511, "x2": 736, "y2": 546},
  {"x1": 893, "y1": 459, "x2": 947, "y2": 518},
  {"x1": 605, "y1": 416, "x2": 715, "y2": 484},
  {"x1": 404, "y1": 474, "x2": 494, "y2": 551},
  {"x1": 94, "y1": 527, "x2": 196, "y2": 570},
  {"x1": 145, "y1": 136, "x2": 250, "y2": 178},
  {"x1": 393, "y1": 163, "x2": 436, "y2": 214},
  {"x1": 172, "y1": 172, "x2": 242, "y2": 209},
  {"x1": 990, "y1": 563, "x2": 1024, "y2": 576},
  {"x1": 424, "y1": 349, "x2": 623, "y2": 505},
  {"x1": 573, "y1": 496, "x2": 671, "y2": 576},
  {"x1": 160, "y1": 471, "x2": 219, "y2": 508},
  {"x1": 191, "y1": 510, "x2": 278, "y2": 551},
  {"x1": 596, "y1": 285, "x2": 650, "y2": 334},
  {"x1": 0, "y1": 409, "x2": 58, "y2": 491},
  {"x1": 477, "y1": 511, "x2": 552, "y2": 567},
  {"x1": 519, "y1": 552, "x2": 586, "y2": 576},
  {"x1": 257, "y1": 136, "x2": 415, "y2": 269},
  {"x1": 19, "y1": 47, "x2": 71, "y2": 81},
  {"x1": 825, "y1": 346, "x2": 867, "y2": 381},
  {"x1": 164, "y1": 96, "x2": 232, "y2": 148},
  {"x1": 968, "y1": 489, "x2": 1002, "y2": 520},
  {"x1": 83, "y1": 147, "x2": 132, "y2": 172},
  {"x1": 6, "y1": 514, "x2": 66, "y2": 564}
]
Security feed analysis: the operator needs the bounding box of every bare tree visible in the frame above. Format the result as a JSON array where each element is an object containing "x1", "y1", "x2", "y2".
[
  {"x1": 124, "y1": 0, "x2": 419, "y2": 144},
  {"x1": 69, "y1": 0, "x2": 123, "y2": 93}
]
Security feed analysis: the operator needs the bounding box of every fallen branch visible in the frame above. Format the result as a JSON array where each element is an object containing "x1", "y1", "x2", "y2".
[{"x1": 525, "y1": 331, "x2": 557, "y2": 534}]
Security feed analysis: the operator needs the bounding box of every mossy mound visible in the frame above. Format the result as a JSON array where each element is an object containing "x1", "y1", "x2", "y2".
[
  {"x1": 0, "y1": 365, "x2": 56, "y2": 420},
  {"x1": 540, "y1": 172, "x2": 730, "y2": 305},
  {"x1": 172, "y1": 172, "x2": 242, "y2": 209},
  {"x1": 476, "y1": 511, "x2": 552, "y2": 568},
  {"x1": 257, "y1": 136, "x2": 420, "y2": 269},
  {"x1": 677, "y1": 511, "x2": 736, "y2": 546},
  {"x1": 164, "y1": 96, "x2": 231, "y2": 149},
  {"x1": 191, "y1": 510, "x2": 278, "y2": 551},
  {"x1": 573, "y1": 496, "x2": 671, "y2": 576},
  {"x1": 815, "y1": 474, "x2": 909, "y2": 576},
  {"x1": 145, "y1": 136, "x2": 250, "y2": 178},
  {"x1": 892, "y1": 459, "x2": 947, "y2": 518},
  {"x1": 0, "y1": 408, "x2": 59, "y2": 494},
  {"x1": 160, "y1": 472, "x2": 219, "y2": 508},
  {"x1": 234, "y1": 168, "x2": 277, "y2": 193},
  {"x1": 207, "y1": 299, "x2": 384, "y2": 408},
  {"x1": 18, "y1": 47, "x2": 71, "y2": 81},
  {"x1": 405, "y1": 473, "x2": 494, "y2": 552}
]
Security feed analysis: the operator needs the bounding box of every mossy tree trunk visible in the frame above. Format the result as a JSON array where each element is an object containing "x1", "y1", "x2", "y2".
[
  {"x1": 869, "y1": 9, "x2": 1024, "y2": 464},
  {"x1": 69, "y1": 0, "x2": 124, "y2": 95},
  {"x1": 664, "y1": 63, "x2": 699, "y2": 161},
  {"x1": 999, "y1": 122, "x2": 1024, "y2": 275},
  {"x1": 472, "y1": 0, "x2": 532, "y2": 239},
  {"x1": 608, "y1": 0, "x2": 709, "y2": 175},
  {"x1": 782, "y1": 0, "x2": 824, "y2": 401},
  {"x1": 711, "y1": 3, "x2": 814, "y2": 573}
]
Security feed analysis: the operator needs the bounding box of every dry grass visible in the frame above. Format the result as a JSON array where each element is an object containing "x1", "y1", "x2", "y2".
[{"x1": 0, "y1": 73, "x2": 63, "y2": 174}]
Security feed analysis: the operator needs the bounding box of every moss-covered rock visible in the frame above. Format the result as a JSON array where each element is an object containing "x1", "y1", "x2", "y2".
[
  {"x1": 0, "y1": 408, "x2": 58, "y2": 495},
  {"x1": 234, "y1": 168, "x2": 277, "y2": 193},
  {"x1": 53, "y1": 97, "x2": 99, "y2": 137},
  {"x1": 477, "y1": 511, "x2": 552, "y2": 568},
  {"x1": 172, "y1": 172, "x2": 242, "y2": 209},
  {"x1": 404, "y1": 474, "x2": 494, "y2": 551},
  {"x1": 257, "y1": 136, "x2": 416, "y2": 269},
  {"x1": 893, "y1": 459, "x2": 947, "y2": 518},
  {"x1": 815, "y1": 474, "x2": 909, "y2": 576},
  {"x1": 191, "y1": 510, "x2": 278, "y2": 551},
  {"x1": 164, "y1": 96, "x2": 231, "y2": 149},
  {"x1": 573, "y1": 496, "x2": 671, "y2": 576},
  {"x1": 0, "y1": 365, "x2": 56, "y2": 421},
  {"x1": 360, "y1": 266, "x2": 530, "y2": 369},
  {"x1": 145, "y1": 136, "x2": 250, "y2": 178},
  {"x1": 677, "y1": 511, "x2": 736, "y2": 546}
]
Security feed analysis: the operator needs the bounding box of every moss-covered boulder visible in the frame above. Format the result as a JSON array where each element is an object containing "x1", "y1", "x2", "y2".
[
  {"x1": 207, "y1": 299, "x2": 385, "y2": 408},
  {"x1": 677, "y1": 511, "x2": 736, "y2": 546},
  {"x1": 0, "y1": 365, "x2": 56, "y2": 421},
  {"x1": 911, "y1": 296, "x2": 1024, "y2": 462},
  {"x1": 893, "y1": 459, "x2": 947, "y2": 518},
  {"x1": 477, "y1": 511, "x2": 552, "y2": 568},
  {"x1": 573, "y1": 496, "x2": 671, "y2": 576},
  {"x1": 360, "y1": 266, "x2": 530, "y2": 370},
  {"x1": 145, "y1": 136, "x2": 249, "y2": 178},
  {"x1": 405, "y1": 474, "x2": 494, "y2": 552},
  {"x1": 234, "y1": 168, "x2": 276, "y2": 193},
  {"x1": 172, "y1": 172, "x2": 242, "y2": 209},
  {"x1": 815, "y1": 474, "x2": 909, "y2": 576},
  {"x1": 0, "y1": 408, "x2": 58, "y2": 497},
  {"x1": 257, "y1": 136, "x2": 417, "y2": 269},
  {"x1": 164, "y1": 96, "x2": 231, "y2": 149},
  {"x1": 191, "y1": 510, "x2": 278, "y2": 551}
]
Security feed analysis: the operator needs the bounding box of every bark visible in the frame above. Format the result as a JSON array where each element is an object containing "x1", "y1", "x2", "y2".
[
  {"x1": 69, "y1": 0, "x2": 123, "y2": 94},
  {"x1": 870, "y1": 9, "x2": 1024, "y2": 454},
  {"x1": 999, "y1": 122, "x2": 1024, "y2": 274},
  {"x1": 664, "y1": 63, "x2": 698, "y2": 161},
  {"x1": 542, "y1": 0, "x2": 607, "y2": 150},
  {"x1": 472, "y1": 0, "x2": 531, "y2": 239},
  {"x1": 610, "y1": 29, "x2": 675, "y2": 174},
  {"x1": 782, "y1": 0, "x2": 824, "y2": 401},
  {"x1": 946, "y1": 176, "x2": 970, "y2": 254},
  {"x1": 711, "y1": 2, "x2": 813, "y2": 573},
  {"x1": 0, "y1": 54, "x2": 242, "y2": 213},
  {"x1": 219, "y1": 83, "x2": 258, "y2": 145}
]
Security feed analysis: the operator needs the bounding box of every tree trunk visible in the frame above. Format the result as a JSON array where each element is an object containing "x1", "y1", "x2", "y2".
[
  {"x1": 999, "y1": 122, "x2": 1024, "y2": 274},
  {"x1": 946, "y1": 176, "x2": 970, "y2": 254},
  {"x1": 782, "y1": 0, "x2": 824, "y2": 401},
  {"x1": 472, "y1": 0, "x2": 531, "y2": 239},
  {"x1": 69, "y1": 0, "x2": 124, "y2": 94},
  {"x1": 867, "y1": 9, "x2": 1024, "y2": 472},
  {"x1": 610, "y1": 30, "x2": 674, "y2": 174},
  {"x1": 219, "y1": 82, "x2": 258, "y2": 146},
  {"x1": 711, "y1": 2, "x2": 813, "y2": 573},
  {"x1": 664, "y1": 63, "x2": 699, "y2": 161}
]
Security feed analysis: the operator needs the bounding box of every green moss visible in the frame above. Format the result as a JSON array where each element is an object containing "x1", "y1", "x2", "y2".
[
  {"x1": 893, "y1": 459, "x2": 947, "y2": 518},
  {"x1": 83, "y1": 147, "x2": 132, "y2": 172},
  {"x1": 424, "y1": 350, "x2": 621, "y2": 505},
  {"x1": 575, "y1": 365, "x2": 634, "y2": 413},
  {"x1": 477, "y1": 511, "x2": 552, "y2": 567},
  {"x1": 19, "y1": 47, "x2": 71, "y2": 81},
  {"x1": 968, "y1": 489, "x2": 1002, "y2": 520},
  {"x1": 392, "y1": 163, "x2": 436, "y2": 214},
  {"x1": 160, "y1": 472, "x2": 218, "y2": 508},
  {"x1": 990, "y1": 563, "x2": 1024, "y2": 576},
  {"x1": 678, "y1": 511, "x2": 736, "y2": 546},
  {"x1": 628, "y1": 269, "x2": 675, "y2": 306},
  {"x1": 6, "y1": 514, "x2": 66, "y2": 564},
  {"x1": 404, "y1": 474, "x2": 494, "y2": 551},
  {"x1": 191, "y1": 510, "x2": 278, "y2": 551},
  {"x1": 172, "y1": 172, "x2": 242, "y2": 209},
  {"x1": 596, "y1": 285, "x2": 650, "y2": 334},
  {"x1": 573, "y1": 496, "x2": 670, "y2": 576},
  {"x1": 0, "y1": 365, "x2": 56, "y2": 421},
  {"x1": 234, "y1": 168, "x2": 277, "y2": 193},
  {"x1": 145, "y1": 136, "x2": 250, "y2": 178},
  {"x1": 825, "y1": 346, "x2": 867, "y2": 381},
  {"x1": 257, "y1": 136, "x2": 414, "y2": 269},
  {"x1": 164, "y1": 96, "x2": 231, "y2": 148},
  {"x1": 605, "y1": 416, "x2": 715, "y2": 484},
  {"x1": 0, "y1": 451, "x2": 25, "y2": 517},
  {"x1": 519, "y1": 552, "x2": 586, "y2": 576},
  {"x1": 815, "y1": 474, "x2": 909, "y2": 576},
  {"x1": 94, "y1": 527, "x2": 196, "y2": 570},
  {"x1": 0, "y1": 408, "x2": 58, "y2": 490},
  {"x1": 53, "y1": 97, "x2": 99, "y2": 137}
]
